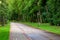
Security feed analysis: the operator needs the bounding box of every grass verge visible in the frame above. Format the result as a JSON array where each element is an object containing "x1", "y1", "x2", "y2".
[
  {"x1": 0, "y1": 23, "x2": 10, "y2": 40},
  {"x1": 21, "y1": 22, "x2": 60, "y2": 35}
]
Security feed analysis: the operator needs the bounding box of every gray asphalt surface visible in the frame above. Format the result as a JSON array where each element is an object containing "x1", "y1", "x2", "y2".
[
  {"x1": 10, "y1": 22, "x2": 60, "y2": 40},
  {"x1": 10, "y1": 23, "x2": 31, "y2": 40}
]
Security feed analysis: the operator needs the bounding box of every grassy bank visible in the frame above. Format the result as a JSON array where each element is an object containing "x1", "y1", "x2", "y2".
[
  {"x1": 22, "y1": 22, "x2": 60, "y2": 35},
  {"x1": 0, "y1": 23, "x2": 10, "y2": 40}
]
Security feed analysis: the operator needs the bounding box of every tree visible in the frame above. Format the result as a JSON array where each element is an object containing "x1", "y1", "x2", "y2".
[
  {"x1": 47, "y1": 0, "x2": 60, "y2": 26},
  {"x1": 0, "y1": 0, "x2": 8, "y2": 26},
  {"x1": 7, "y1": 0, "x2": 60, "y2": 26}
]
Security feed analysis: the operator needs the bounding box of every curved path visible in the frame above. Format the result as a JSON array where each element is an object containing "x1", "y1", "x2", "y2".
[{"x1": 10, "y1": 22, "x2": 60, "y2": 40}]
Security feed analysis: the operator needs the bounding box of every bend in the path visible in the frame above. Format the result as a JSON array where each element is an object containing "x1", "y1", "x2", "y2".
[{"x1": 10, "y1": 22, "x2": 60, "y2": 40}]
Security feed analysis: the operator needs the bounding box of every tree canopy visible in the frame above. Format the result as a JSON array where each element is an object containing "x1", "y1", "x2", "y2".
[{"x1": 0, "y1": 0, "x2": 60, "y2": 26}]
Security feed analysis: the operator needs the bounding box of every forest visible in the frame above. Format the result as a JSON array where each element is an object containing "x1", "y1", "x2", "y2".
[
  {"x1": 0, "y1": 0, "x2": 60, "y2": 26},
  {"x1": 0, "y1": 0, "x2": 60, "y2": 40}
]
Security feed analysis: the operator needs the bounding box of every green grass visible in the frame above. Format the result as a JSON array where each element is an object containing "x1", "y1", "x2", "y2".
[
  {"x1": 22, "y1": 22, "x2": 60, "y2": 35},
  {"x1": 0, "y1": 23, "x2": 10, "y2": 40}
]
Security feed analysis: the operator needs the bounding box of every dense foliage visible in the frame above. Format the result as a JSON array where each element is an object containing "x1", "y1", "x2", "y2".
[
  {"x1": 0, "y1": 0, "x2": 60, "y2": 26},
  {"x1": 47, "y1": 0, "x2": 60, "y2": 26},
  {"x1": 0, "y1": 0, "x2": 8, "y2": 26}
]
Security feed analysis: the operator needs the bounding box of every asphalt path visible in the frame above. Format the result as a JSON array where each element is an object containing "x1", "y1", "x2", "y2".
[{"x1": 10, "y1": 22, "x2": 60, "y2": 40}]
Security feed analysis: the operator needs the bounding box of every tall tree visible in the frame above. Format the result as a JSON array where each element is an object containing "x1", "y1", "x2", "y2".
[
  {"x1": 0, "y1": 0, "x2": 8, "y2": 26},
  {"x1": 47, "y1": 0, "x2": 60, "y2": 26}
]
